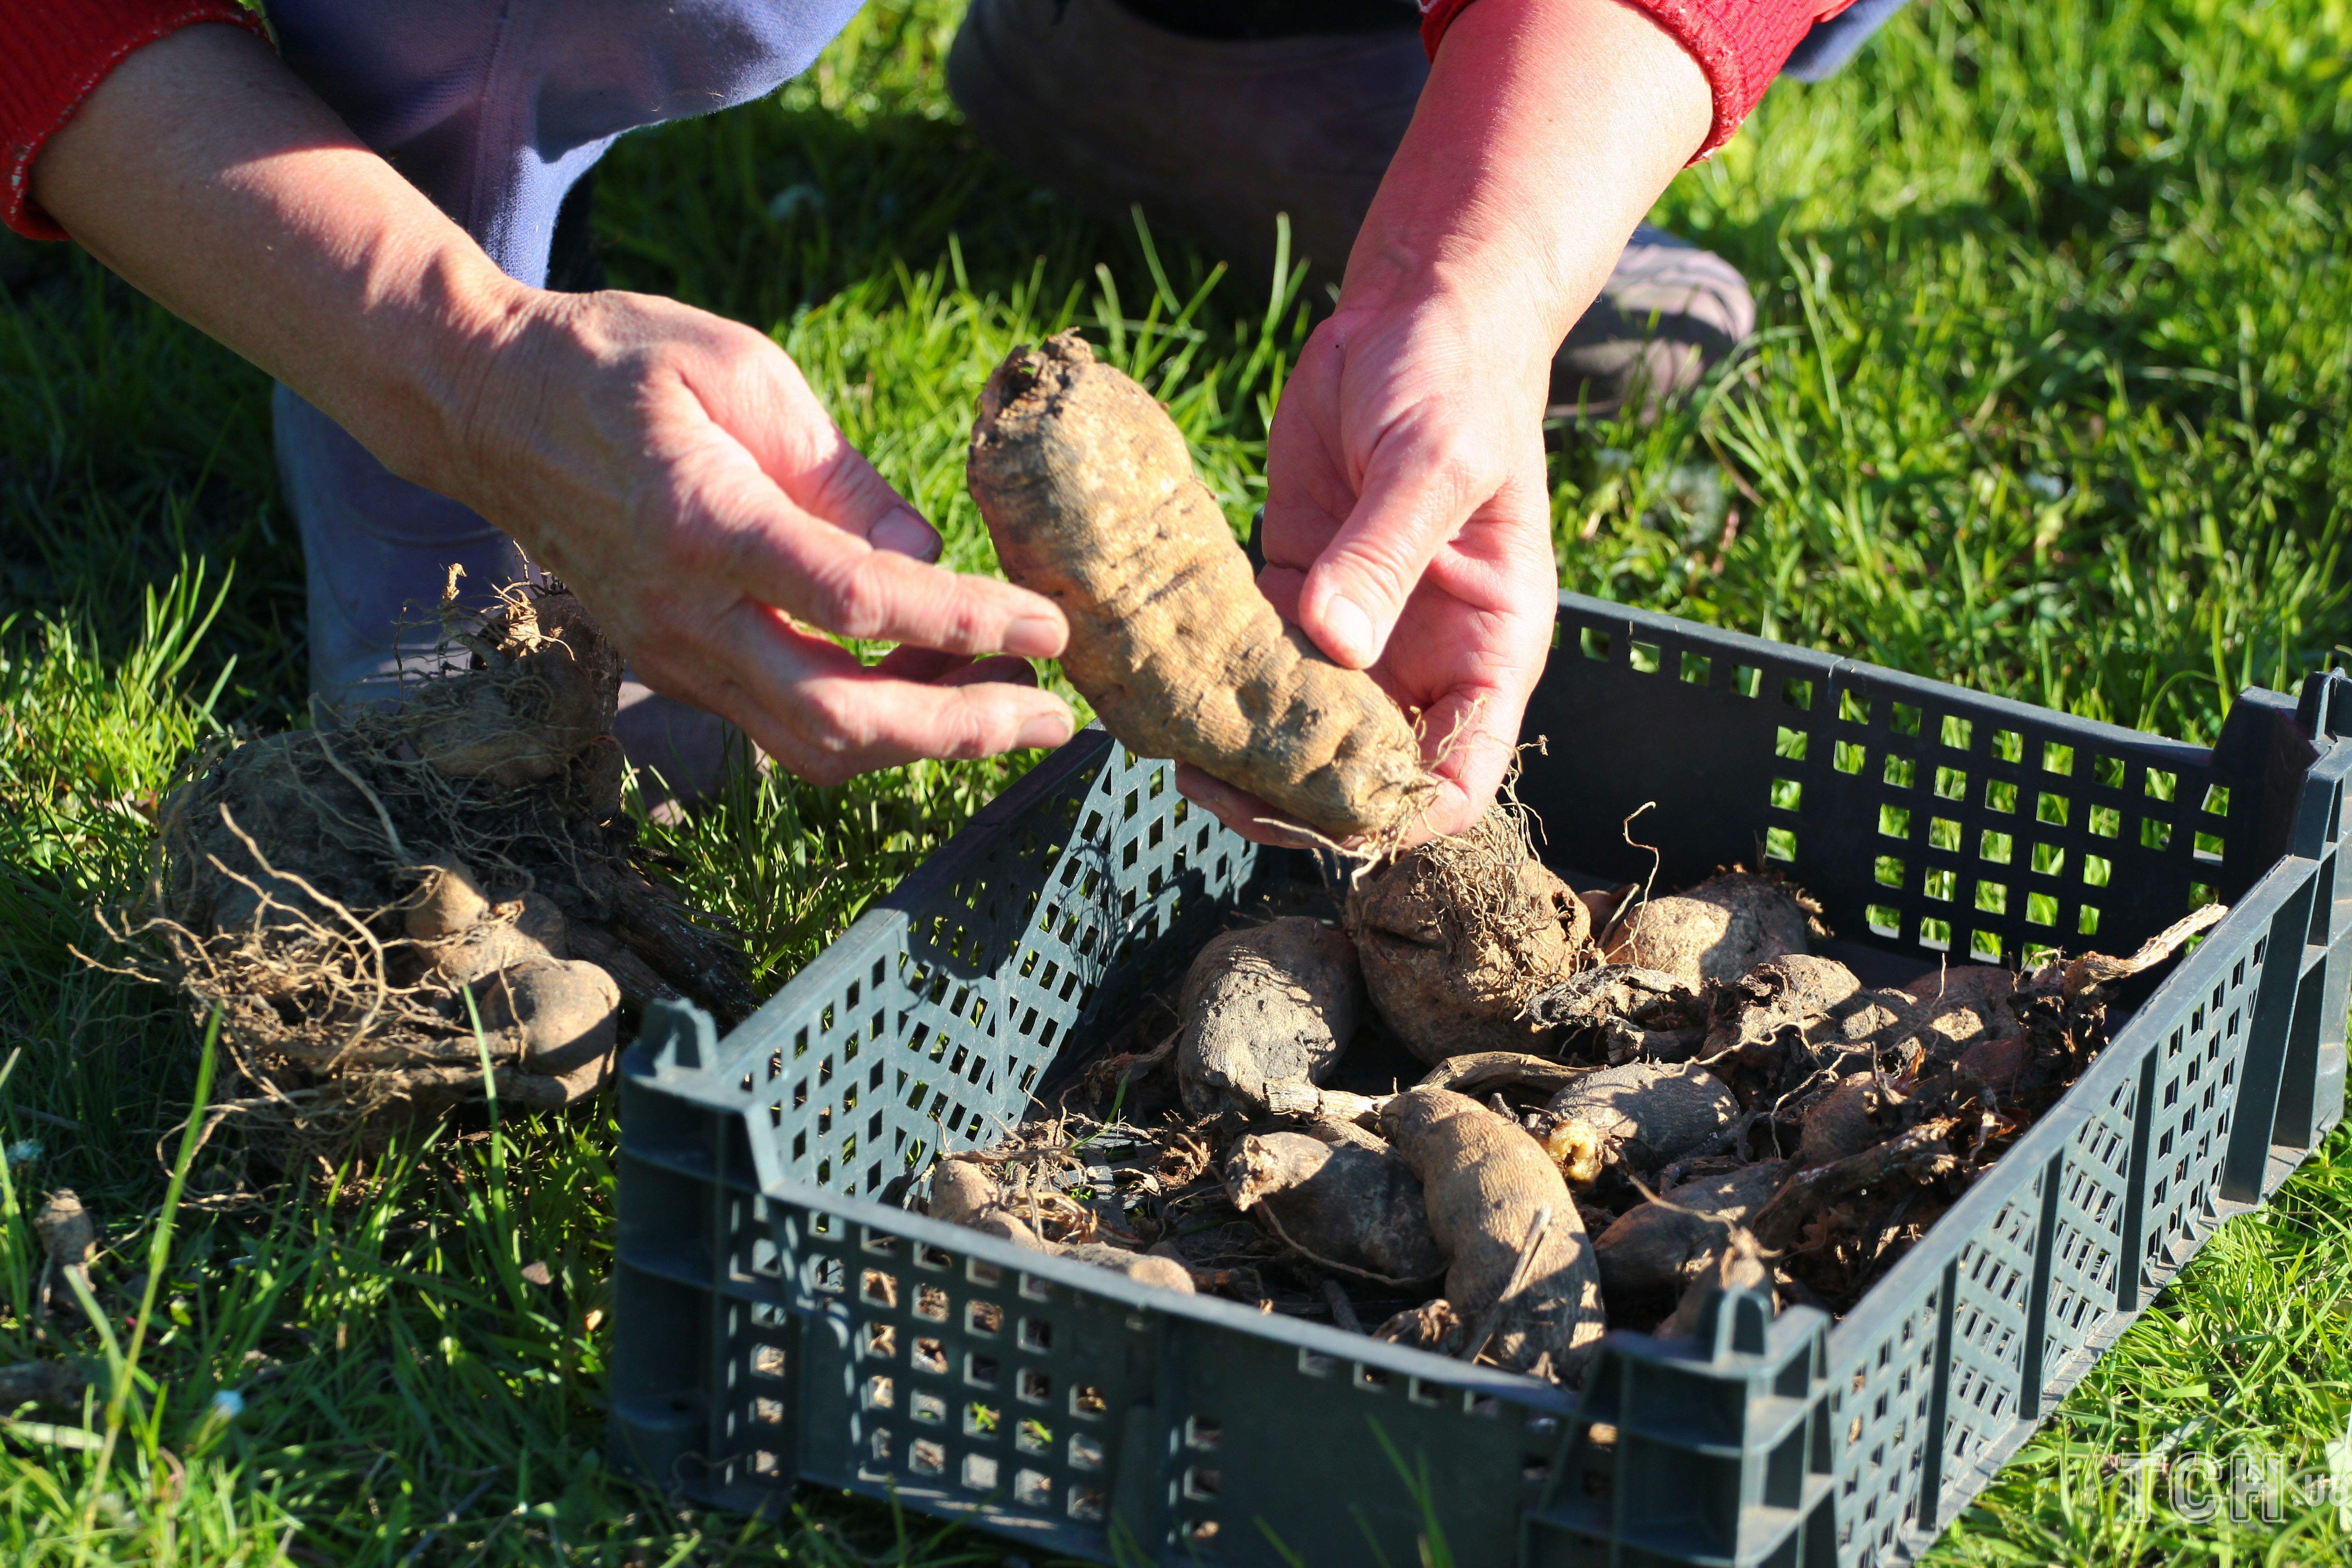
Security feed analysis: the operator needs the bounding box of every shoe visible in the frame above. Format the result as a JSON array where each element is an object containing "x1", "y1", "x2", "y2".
[
  {"x1": 948, "y1": 0, "x2": 1427, "y2": 291},
  {"x1": 1548, "y1": 222, "x2": 1755, "y2": 421},
  {"x1": 949, "y1": 0, "x2": 1754, "y2": 415}
]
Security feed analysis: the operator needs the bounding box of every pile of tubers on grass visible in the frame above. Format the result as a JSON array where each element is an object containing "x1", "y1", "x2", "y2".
[
  {"x1": 931, "y1": 329, "x2": 2228, "y2": 1385},
  {"x1": 109, "y1": 584, "x2": 757, "y2": 1145}
]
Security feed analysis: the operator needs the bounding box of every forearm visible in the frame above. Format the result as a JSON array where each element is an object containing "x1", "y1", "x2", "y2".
[
  {"x1": 28, "y1": 23, "x2": 517, "y2": 495},
  {"x1": 1341, "y1": 0, "x2": 1711, "y2": 359}
]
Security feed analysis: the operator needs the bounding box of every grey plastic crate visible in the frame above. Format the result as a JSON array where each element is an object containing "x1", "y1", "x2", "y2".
[{"x1": 609, "y1": 593, "x2": 2352, "y2": 1567}]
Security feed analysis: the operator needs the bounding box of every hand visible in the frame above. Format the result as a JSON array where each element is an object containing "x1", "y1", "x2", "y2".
[
  {"x1": 446, "y1": 289, "x2": 1074, "y2": 784},
  {"x1": 1174, "y1": 0, "x2": 1711, "y2": 848},
  {"x1": 1176, "y1": 284, "x2": 1559, "y2": 846}
]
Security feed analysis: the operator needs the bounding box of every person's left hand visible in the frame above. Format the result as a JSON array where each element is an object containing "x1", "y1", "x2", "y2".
[{"x1": 1176, "y1": 280, "x2": 1560, "y2": 848}]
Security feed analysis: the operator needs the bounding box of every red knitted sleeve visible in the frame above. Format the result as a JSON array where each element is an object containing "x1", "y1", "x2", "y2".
[
  {"x1": 4, "y1": 0, "x2": 270, "y2": 240},
  {"x1": 1420, "y1": 0, "x2": 1856, "y2": 158}
]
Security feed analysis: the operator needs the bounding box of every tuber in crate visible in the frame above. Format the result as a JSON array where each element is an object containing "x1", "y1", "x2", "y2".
[{"x1": 608, "y1": 593, "x2": 2352, "y2": 1567}]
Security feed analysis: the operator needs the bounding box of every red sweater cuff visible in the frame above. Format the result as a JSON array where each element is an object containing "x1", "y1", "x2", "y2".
[
  {"x1": 1420, "y1": 0, "x2": 1854, "y2": 159},
  {"x1": 5, "y1": 0, "x2": 270, "y2": 240}
]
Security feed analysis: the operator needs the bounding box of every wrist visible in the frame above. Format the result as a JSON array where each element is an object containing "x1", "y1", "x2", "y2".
[
  {"x1": 1322, "y1": 266, "x2": 1559, "y2": 417},
  {"x1": 1338, "y1": 0, "x2": 1711, "y2": 352},
  {"x1": 358, "y1": 254, "x2": 541, "y2": 502}
]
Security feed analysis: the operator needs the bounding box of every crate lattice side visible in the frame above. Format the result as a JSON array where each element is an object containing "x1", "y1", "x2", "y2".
[
  {"x1": 1529, "y1": 600, "x2": 2235, "y2": 975},
  {"x1": 716, "y1": 739, "x2": 1258, "y2": 1209},
  {"x1": 1829, "y1": 1279, "x2": 1944, "y2": 1566},
  {"x1": 1825, "y1": 831, "x2": 2334, "y2": 1565}
]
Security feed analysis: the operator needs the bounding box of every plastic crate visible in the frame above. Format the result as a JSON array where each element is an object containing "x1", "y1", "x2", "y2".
[{"x1": 609, "y1": 593, "x2": 2352, "y2": 1567}]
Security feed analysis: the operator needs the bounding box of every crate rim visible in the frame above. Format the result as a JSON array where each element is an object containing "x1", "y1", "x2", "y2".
[
  {"x1": 1555, "y1": 590, "x2": 2214, "y2": 771},
  {"x1": 642, "y1": 723, "x2": 1127, "y2": 1131}
]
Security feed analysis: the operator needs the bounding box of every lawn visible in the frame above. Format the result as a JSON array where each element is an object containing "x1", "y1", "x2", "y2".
[{"x1": 2, "y1": 0, "x2": 2351, "y2": 1561}]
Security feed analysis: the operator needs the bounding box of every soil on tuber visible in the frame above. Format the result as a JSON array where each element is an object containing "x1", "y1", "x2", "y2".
[{"x1": 1176, "y1": 917, "x2": 1364, "y2": 1118}]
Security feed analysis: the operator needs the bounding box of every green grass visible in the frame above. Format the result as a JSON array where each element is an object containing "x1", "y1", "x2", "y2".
[{"x1": 2, "y1": 0, "x2": 2350, "y2": 1560}]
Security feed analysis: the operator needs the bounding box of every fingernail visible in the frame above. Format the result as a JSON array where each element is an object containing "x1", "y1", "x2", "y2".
[
  {"x1": 1015, "y1": 714, "x2": 1072, "y2": 750},
  {"x1": 1322, "y1": 594, "x2": 1375, "y2": 666},
  {"x1": 872, "y1": 510, "x2": 941, "y2": 561},
  {"x1": 1002, "y1": 614, "x2": 1065, "y2": 658}
]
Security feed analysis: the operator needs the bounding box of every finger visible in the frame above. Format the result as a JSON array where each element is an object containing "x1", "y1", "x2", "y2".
[
  {"x1": 789, "y1": 436, "x2": 944, "y2": 562},
  {"x1": 1254, "y1": 564, "x2": 1306, "y2": 624},
  {"x1": 715, "y1": 607, "x2": 1075, "y2": 784},
  {"x1": 1259, "y1": 324, "x2": 1357, "y2": 573},
  {"x1": 874, "y1": 645, "x2": 973, "y2": 683},
  {"x1": 936, "y1": 654, "x2": 1041, "y2": 690},
  {"x1": 870, "y1": 509, "x2": 945, "y2": 561},
  {"x1": 1295, "y1": 426, "x2": 1488, "y2": 670},
  {"x1": 873, "y1": 647, "x2": 1043, "y2": 692},
  {"x1": 784, "y1": 672, "x2": 1073, "y2": 781},
  {"x1": 679, "y1": 439, "x2": 1068, "y2": 659},
  {"x1": 1408, "y1": 687, "x2": 1525, "y2": 842},
  {"x1": 661, "y1": 357, "x2": 1064, "y2": 657},
  {"x1": 683, "y1": 336, "x2": 945, "y2": 562}
]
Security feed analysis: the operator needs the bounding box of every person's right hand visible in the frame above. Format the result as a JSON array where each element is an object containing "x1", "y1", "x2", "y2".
[{"x1": 442, "y1": 289, "x2": 1074, "y2": 784}]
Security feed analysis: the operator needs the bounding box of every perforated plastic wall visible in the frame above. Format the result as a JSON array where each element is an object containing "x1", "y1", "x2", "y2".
[{"x1": 1520, "y1": 606, "x2": 2232, "y2": 971}]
